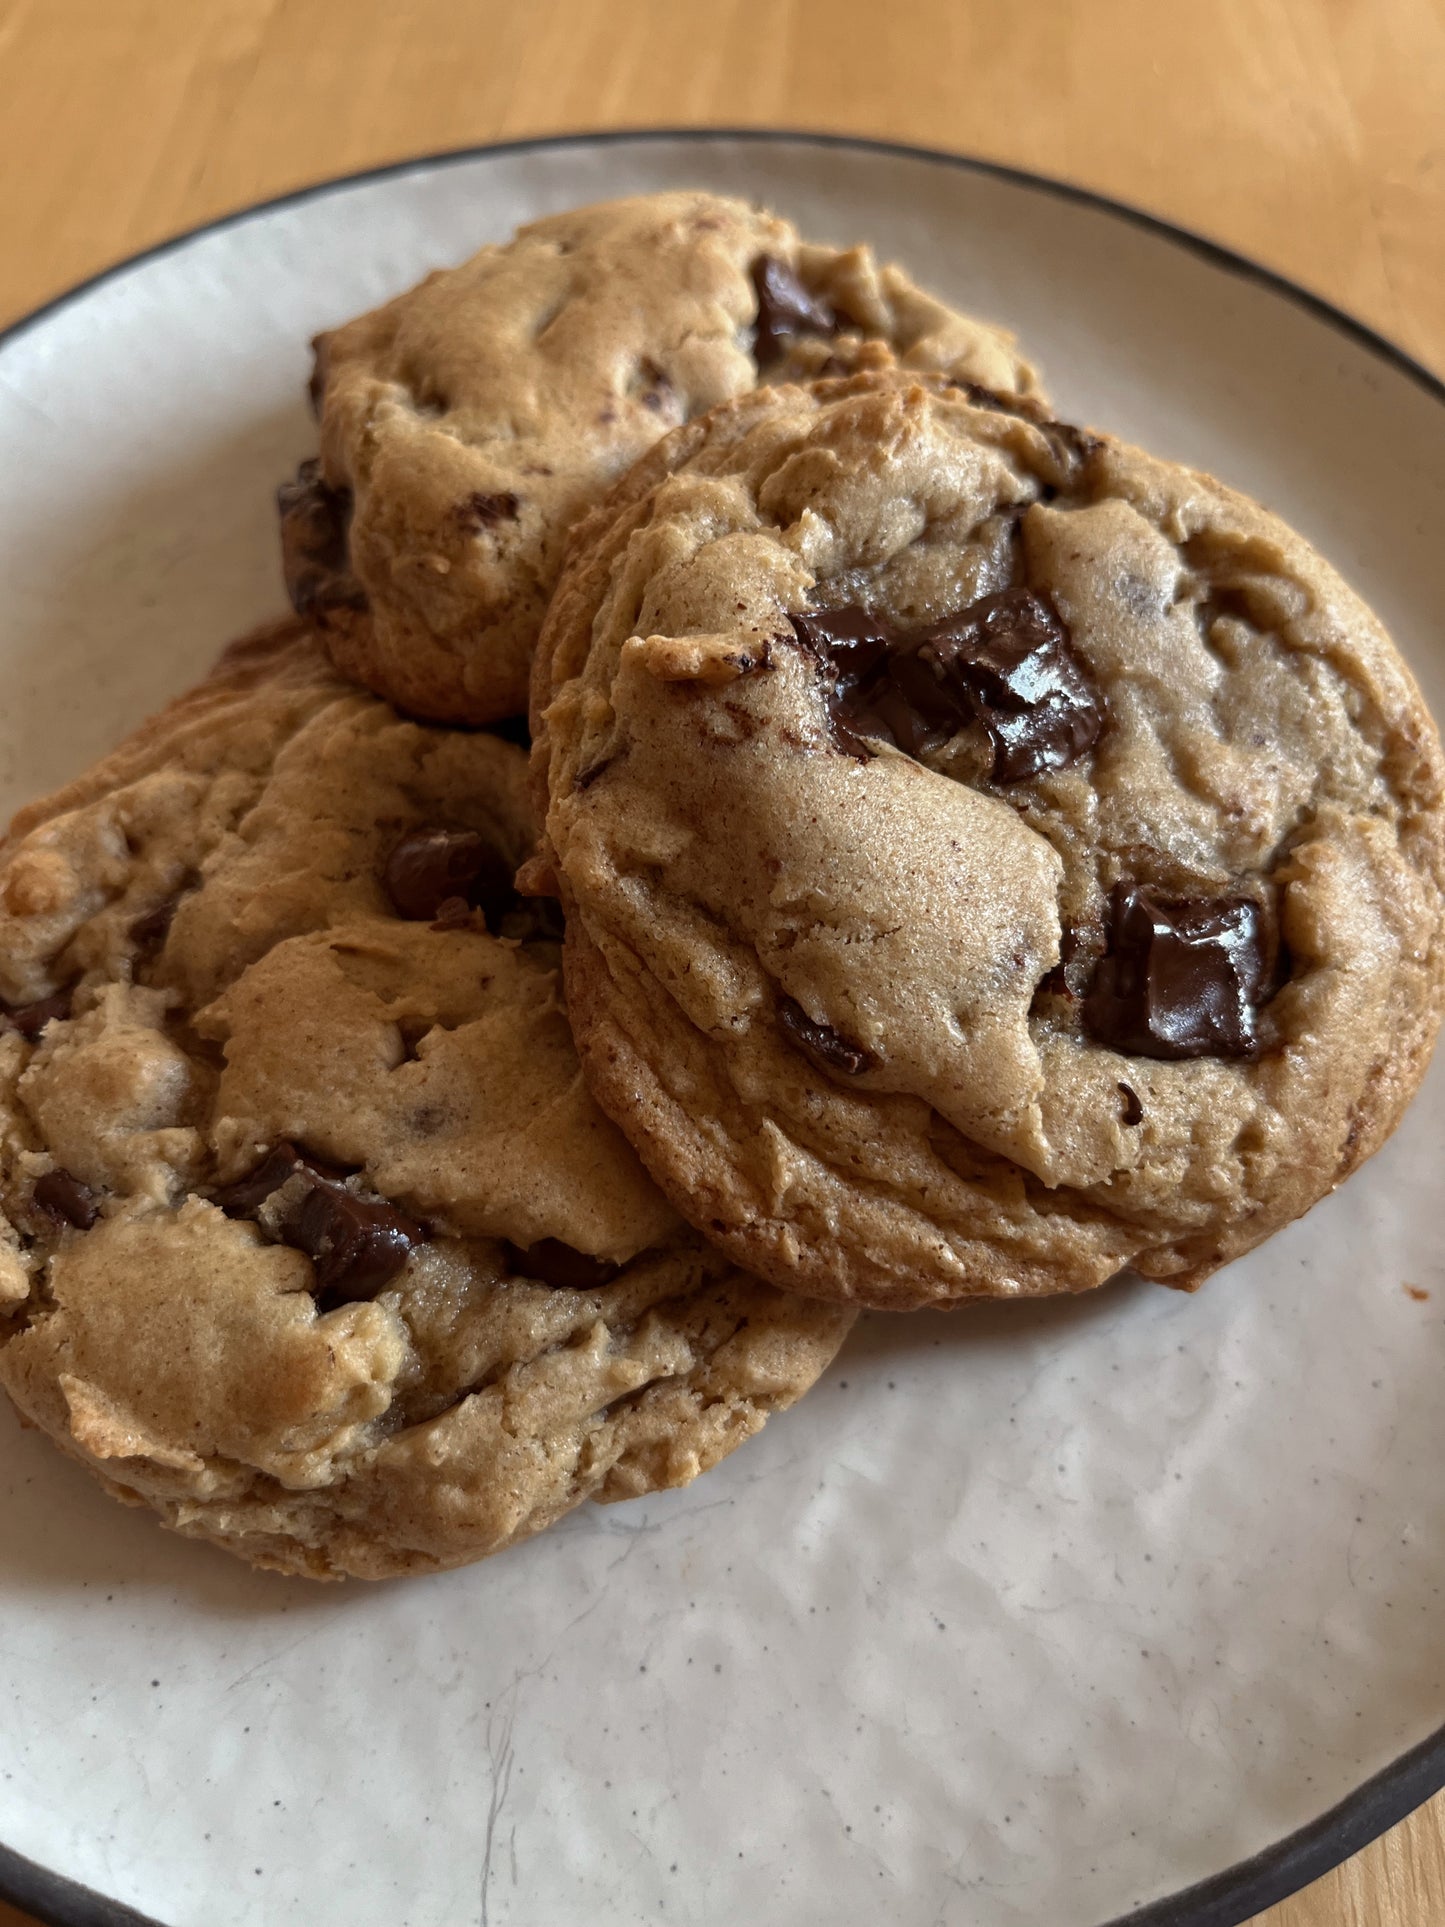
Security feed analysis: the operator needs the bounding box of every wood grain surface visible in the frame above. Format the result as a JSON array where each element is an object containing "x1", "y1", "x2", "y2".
[{"x1": 0, "y1": 3, "x2": 1442, "y2": 1924}]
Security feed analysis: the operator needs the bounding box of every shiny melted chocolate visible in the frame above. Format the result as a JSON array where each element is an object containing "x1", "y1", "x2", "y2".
[
  {"x1": 750, "y1": 256, "x2": 836, "y2": 366},
  {"x1": 790, "y1": 589, "x2": 1103, "y2": 782},
  {"x1": 777, "y1": 995, "x2": 875, "y2": 1076},
  {"x1": 216, "y1": 1142, "x2": 424, "y2": 1306},
  {"x1": 1083, "y1": 884, "x2": 1271, "y2": 1061},
  {"x1": 383, "y1": 827, "x2": 516, "y2": 929}
]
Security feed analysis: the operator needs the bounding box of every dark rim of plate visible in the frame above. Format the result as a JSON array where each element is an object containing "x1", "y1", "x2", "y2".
[{"x1": 0, "y1": 127, "x2": 1441, "y2": 1927}]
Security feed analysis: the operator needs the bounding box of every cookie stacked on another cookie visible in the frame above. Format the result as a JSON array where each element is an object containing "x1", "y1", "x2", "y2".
[
  {"x1": 529, "y1": 372, "x2": 1445, "y2": 1309},
  {"x1": 286, "y1": 190, "x2": 1039, "y2": 723},
  {"x1": 0, "y1": 620, "x2": 852, "y2": 1578},
  {"x1": 5, "y1": 187, "x2": 1441, "y2": 1580}
]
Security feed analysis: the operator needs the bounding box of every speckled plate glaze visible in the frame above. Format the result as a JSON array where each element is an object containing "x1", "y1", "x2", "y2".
[{"x1": 1, "y1": 133, "x2": 1443, "y2": 1927}]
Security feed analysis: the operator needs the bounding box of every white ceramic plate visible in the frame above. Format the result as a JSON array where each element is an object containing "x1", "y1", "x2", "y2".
[{"x1": 1, "y1": 132, "x2": 1443, "y2": 1927}]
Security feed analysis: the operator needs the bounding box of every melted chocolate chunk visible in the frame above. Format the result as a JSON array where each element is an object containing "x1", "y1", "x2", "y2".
[
  {"x1": 505, "y1": 1238, "x2": 619, "y2": 1290},
  {"x1": 34, "y1": 1169, "x2": 99, "y2": 1230},
  {"x1": 290, "y1": 1185, "x2": 423, "y2": 1307},
  {"x1": 213, "y1": 1142, "x2": 310, "y2": 1218},
  {"x1": 791, "y1": 607, "x2": 894, "y2": 683},
  {"x1": 1084, "y1": 884, "x2": 1271, "y2": 1061},
  {"x1": 789, "y1": 590, "x2": 1102, "y2": 781},
  {"x1": 215, "y1": 1142, "x2": 423, "y2": 1304},
  {"x1": 277, "y1": 459, "x2": 368, "y2": 619},
  {"x1": 919, "y1": 588, "x2": 1103, "y2": 782},
  {"x1": 777, "y1": 995, "x2": 875, "y2": 1076},
  {"x1": 750, "y1": 256, "x2": 835, "y2": 366},
  {"x1": 1117, "y1": 1082, "x2": 1144, "y2": 1127},
  {"x1": 2, "y1": 991, "x2": 70, "y2": 1042},
  {"x1": 383, "y1": 828, "x2": 516, "y2": 929}
]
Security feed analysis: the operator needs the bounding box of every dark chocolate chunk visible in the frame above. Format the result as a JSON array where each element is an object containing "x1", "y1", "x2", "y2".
[
  {"x1": 778, "y1": 995, "x2": 875, "y2": 1076},
  {"x1": 2, "y1": 991, "x2": 71, "y2": 1042},
  {"x1": 214, "y1": 1142, "x2": 423, "y2": 1303},
  {"x1": 290, "y1": 1184, "x2": 423, "y2": 1306},
  {"x1": 383, "y1": 827, "x2": 516, "y2": 929},
  {"x1": 213, "y1": 1142, "x2": 309, "y2": 1218},
  {"x1": 789, "y1": 606, "x2": 934, "y2": 758},
  {"x1": 750, "y1": 256, "x2": 835, "y2": 366},
  {"x1": 505, "y1": 1238, "x2": 620, "y2": 1290},
  {"x1": 1117, "y1": 1082, "x2": 1144, "y2": 1127},
  {"x1": 791, "y1": 606, "x2": 895, "y2": 684},
  {"x1": 276, "y1": 458, "x2": 368, "y2": 619},
  {"x1": 790, "y1": 589, "x2": 1102, "y2": 781},
  {"x1": 1084, "y1": 884, "x2": 1272, "y2": 1061},
  {"x1": 919, "y1": 588, "x2": 1103, "y2": 781},
  {"x1": 34, "y1": 1168, "x2": 99, "y2": 1230},
  {"x1": 457, "y1": 491, "x2": 520, "y2": 530}
]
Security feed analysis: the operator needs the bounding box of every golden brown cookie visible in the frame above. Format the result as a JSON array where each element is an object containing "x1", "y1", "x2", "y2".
[
  {"x1": 287, "y1": 190, "x2": 1039, "y2": 723},
  {"x1": 0, "y1": 619, "x2": 853, "y2": 1577},
  {"x1": 530, "y1": 373, "x2": 1445, "y2": 1311}
]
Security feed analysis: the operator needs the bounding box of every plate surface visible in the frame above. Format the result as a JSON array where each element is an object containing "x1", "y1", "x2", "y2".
[{"x1": 1, "y1": 132, "x2": 1443, "y2": 1927}]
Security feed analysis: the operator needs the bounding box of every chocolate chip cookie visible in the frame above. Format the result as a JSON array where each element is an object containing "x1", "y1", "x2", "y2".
[
  {"x1": 0, "y1": 618, "x2": 853, "y2": 1577},
  {"x1": 530, "y1": 373, "x2": 1445, "y2": 1311},
  {"x1": 288, "y1": 190, "x2": 1039, "y2": 724}
]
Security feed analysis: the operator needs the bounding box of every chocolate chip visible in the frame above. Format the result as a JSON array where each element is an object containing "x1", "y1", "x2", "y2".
[
  {"x1": 1118, "y1": 1082, "x2": 1144, "y2": 1127},
  {"x1": 505, "y1": 1239, "x2": 620, "y2": 1290},
  {"x1": 791, "y1": 607, "x2": 894, "y2": 684},
  {"x1": 34, "y1": 1169, "x2": 98, "y2": 1230},
  {"x1": 457, "y1": 491, "x2": 520, "y2": 530},
  {"x1": 214, "y1": 1142, "x2": 423, "y2": 1305},
  {"x1": 790, "y1": 590, "x2": 1102, "y2": 781},
  {"x1": 276, "y1": 458, "x2": 368, "y2": 619},
  {"x1": 213, "y1": 1142, "x2": 310, "y2": 1218},
  {"x1": 383, "y1": 828, "x2": 516, "y2": 929},
  {"x1": 750, "y1": 256, "x2": 835, "y2": 366},
  {"x1": 918, "y1": 589, "x2": 1103, "y2": 781},
  {"x1": 290, "y1": 1184, "x2": 423, "y2": 1307},
  {"x1": 2, "y1": 991, "x2": 70, "y2": 1042},
  {"x1": 1083, "y1": 884, "x2": 1273, "y2": 1061},
  {"x1": 777, "y1": 995, "x2": 875, "y2": 1076}
]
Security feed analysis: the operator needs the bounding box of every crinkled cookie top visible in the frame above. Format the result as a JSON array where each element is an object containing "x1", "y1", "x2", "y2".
[
  {"x1": 532, "y1": 374, "x2": 1445, "y2": 1310},
  {"x1": 0, "y1": 619, "x2": 851, "y2": 1577},
  {"x1": 289, "y1": 189, "x2": 1038, "y2": 723}
]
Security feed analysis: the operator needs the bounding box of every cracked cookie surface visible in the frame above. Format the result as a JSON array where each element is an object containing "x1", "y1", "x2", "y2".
[
  {"x1": 293, "y1": 190, "x2": 1039, "y2": 724},
  {"x1": 0, "y1": 618, "x2": 852, "y2": 1577},
  {"x1": 530, "y1": 373, "x2": 1445, "y2": 1310}
]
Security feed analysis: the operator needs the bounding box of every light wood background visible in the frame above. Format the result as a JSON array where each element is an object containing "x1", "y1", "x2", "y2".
[{"x1": 0, "y1": 3, "x2": 1442, "y2": 1924}]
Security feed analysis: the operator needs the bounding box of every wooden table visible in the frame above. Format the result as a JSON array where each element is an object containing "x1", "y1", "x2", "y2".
[{"x1": 0, "y1": 3, "x2": 1441, "y2": 1923}]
